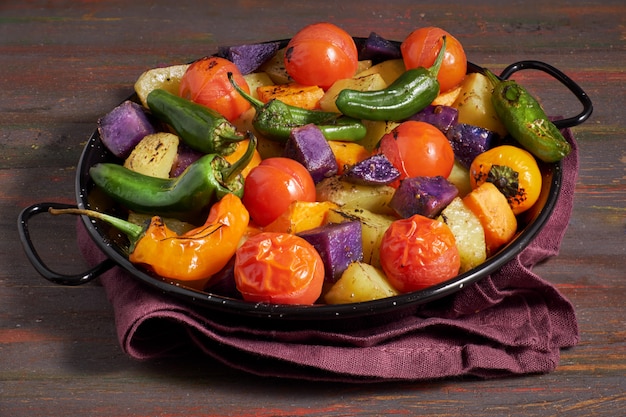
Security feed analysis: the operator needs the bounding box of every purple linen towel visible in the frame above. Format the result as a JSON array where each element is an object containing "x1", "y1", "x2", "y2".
[{"x1": 77, "y1": 130, "x2": 579, "y2": 382}]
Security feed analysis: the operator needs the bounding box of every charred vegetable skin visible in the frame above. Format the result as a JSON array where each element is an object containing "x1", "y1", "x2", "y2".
[
  {"x1": 335, "y1": 37, "x2": 447, "y2": 121},
  {"x1": 89, "y1": 136, "x2": 257, "y2": 222},
  {"x1": 147, "y1": 88, "x2": 247, "y2": 155},
  {"x1": 485, "y1": 70, "x2": 571, "y2": 162},
  {"x1": 228, "y1": 73, "x2": 367, "y2": 143}
]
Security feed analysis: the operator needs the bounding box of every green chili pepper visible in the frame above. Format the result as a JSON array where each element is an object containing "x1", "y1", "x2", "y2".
[
  {"x1": 227, "y1": 73, "x2": 366, "y2": 143},
  {"x1": 89, "y1": 135, "x2": 257, "y2": 222},
  {"x1": 484, "y1": 70, "x2": 571, "y2": 163},
  {"x1": 146, "y1": 88, "x2": 245, "y2": 155},
  {"x1": 334, "y1": 37, "x2": 447, "y2": 122}
]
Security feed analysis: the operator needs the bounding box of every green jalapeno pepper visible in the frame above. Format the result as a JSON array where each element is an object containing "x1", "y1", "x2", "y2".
[
  {"x1": 227, "y1": 73, "x2": 367, "y2": 143},
  {"x1": 334, "y1": 37, "x2": 447, "y2": 122},
  {"x1": 147, "y1": 88, "x2": 245, "y2": 155},
  {"x1": 89, "y1": 135, "x2": 257, "y2": 222},
  {"x1": 484, "y1": 70, "x2": 571, "y2": 163}
]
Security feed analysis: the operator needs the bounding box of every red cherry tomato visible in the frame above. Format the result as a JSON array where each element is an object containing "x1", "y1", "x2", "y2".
[
  {"x1": 379, "y1": 215, "x2": 460, "y2": 293},
  {"x1": 401, "y1": 27, "x2": 467, "y2": 93},
  {"x1": 179, "y1": 56, "x2": 251, "y2": 122},
  {"x1": 242, "y1": 157, "x2": 316, "y2": 227},
  {"x1": 284, "y1": 22, "x2": 358, "y2": 90},
  {"x1": 234, "y1": 232, "x2": 325, "y2": 305},
  {"x1": 378, "y1": 120, "x2": 455, "y2": 180}
]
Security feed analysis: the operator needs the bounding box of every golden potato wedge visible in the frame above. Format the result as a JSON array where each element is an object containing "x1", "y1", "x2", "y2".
[{"x1": 452, "y1": 72, "x2": 508, "y2": 137}]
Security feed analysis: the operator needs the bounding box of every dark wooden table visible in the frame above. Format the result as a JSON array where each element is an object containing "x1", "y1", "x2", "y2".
[{"x1": 2, "y1": 1, "x2": 624, "y2": 415}]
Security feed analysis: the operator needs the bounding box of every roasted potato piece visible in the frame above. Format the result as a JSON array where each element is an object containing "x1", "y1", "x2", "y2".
[
  {"x1": 438, "y1": 197, "x2": 487, "y2": 273},
  {"x1": 324, "y1": 262, "x2": 399, "y2": 304},
  {"x1": 452, "y1": 72, "x2": 507, "y2": 137},
  {"x1": 123, "y1": 132, "x2": 179, "y2": 178},
  {"x1": 134, "y1": 64, "x2": 190, "y2": 108}
]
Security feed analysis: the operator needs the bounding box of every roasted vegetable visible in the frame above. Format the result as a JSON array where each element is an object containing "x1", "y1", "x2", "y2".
[
  {"x1": 389, "y1": 176, "x2": 459, "y2": 219},
  {"x1": 298, "y1": 220, "x2": 363, "y2": 283},
  {"x1": 147, "y1": 89, "x2": 248, "y2": 155},
  {"x1": 485, "y1": 70, "x2": 571, "y2": 162},
  {"x1": 123, "y1": 132, "x2": 179, "y2": 179},
  {"x1": 170, "y1": 143, "x2": 203, "y2": 177},
  {"x1": 284, "y1": 124, "x2": 338, "y2": 183},
  {"x1": 438, "y1": 197, "x2": 487, "y2": 273},
  {"x1": 358, "y1": 32, "x2": 402, "y2": 63},
  {"x1": 341, "y1": 153, "x2": 400, "y2": 186},
  {"x1": 380, "y1": 214, "x2": 460, "y2": 293},
  {"x1": 90, "y1": 136, "x2": 257, "y2": 222},
  {"x1": 50, "y1": 193, "x2": 250, "y2": 291},
  {"x1": 229, "y1": 73, "x2": 367, "y2": 143},
  {"x1": 463, "y1": 181, "x2": 518, "y2": 256},
  {"x1": 264, "y1": 200, "x2": 338, "y2": 234},
  {"x1": 234, "y1": 232, "x2": 325, "y2": 305},
  {"x1": 324, "y1": 262, "x2": 399, "y2": 304},
  {"x1": 217, "y1": 41, "x2": 282, "y2": 75},
  {"x1": 408, "y1": 104, "x2": 458, "y2": 134},
  {"x1": 446, "y1": 123, "x2": 497, "y2": 169},
  {"x1": 326, "y1": 207, "x2": 395, "y2": 269},
  {"x1": 335, "y1": 37, "x2": 447, "y2": 121},
  {"x1": 134, "y1": 64, "x2": 190, "y2": 108},
  {"x1": 97, "y1": 100, "x2": 156, "y2": 159},
  {"x1": 469, "y1": 145, "x2": 542, "y2": 215},
  {"x1": 257, "y1": 83, "x2": 324, "y2": 110},
  {"x1": 316, "y1": 176, "x2": 396, "y2": 215},
  {"x1": 451, "y1": 72, "x2": 507, "y2": 137}
]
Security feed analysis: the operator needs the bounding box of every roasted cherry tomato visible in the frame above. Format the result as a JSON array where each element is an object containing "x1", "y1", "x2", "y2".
[
  {"x1": 469, "y1": 145, "x2": 542, "y2": 215},
  {"x1": 234, "y1": 232, "x2": 325, "y2": 305},
  {"x1": 242, "y1": 157, "x2": 316, "y2": 227},
  {"x1": 379, "y1": 215, "x2": 460, "y2": 293},
  {"x1": 284, "y1": 22, "x2": 358, "y2": 90},
  {"x1": 401, "y1": 27, "x2": 467, "y2": 93},
  {"x1": 378, "y1": 120, "x2": 455, "y2": 180},
  {"x1": 179, "y1": 56, "x2": 251, "y2": 122}
]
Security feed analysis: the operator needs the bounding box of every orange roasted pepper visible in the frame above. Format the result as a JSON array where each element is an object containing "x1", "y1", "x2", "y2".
[
  {"x1": 50, "y1": 193, "x2": 250, "y2": 291},
  {"x1": 129, "y1": 193, "x2": 249, "y2": 289}
]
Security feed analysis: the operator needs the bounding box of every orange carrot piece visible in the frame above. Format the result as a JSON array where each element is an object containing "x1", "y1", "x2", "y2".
[
  {"x1": 462, "y1": 182, "x2": 517, "y2": 256},
  {"x1": 263, "y1": 200, "x2": 339, "y2": 234},
  {"x1": 257, "y1": 83, "x2": 324, "y2": 110},
  {"x1": 327, "y1": 141, "x2": 371, "y2": 174}
]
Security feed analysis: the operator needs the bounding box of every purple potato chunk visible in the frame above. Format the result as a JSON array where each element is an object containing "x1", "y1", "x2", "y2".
[
  {"x1": 359, "y1": 32, "x2": 402, "y2": 62},
  {"x1": 408, "y1": 105, "x2": 459, "y2": 134},
  {"x1": 170, "y1": 143, "x2": 203, "y2": 177},
  {"x1": 446, "y1": 123, "x2": 498, "y2": 168},
  {"x1": 97, "y1": 100, "x2": 156, "y2": 159},
  {"x1": 298, "y1": 221, "x2": 363, "y2": 283},
  {"x1": 217, "y1": 41, "x2": 281, "y2": 75},
  {"x1": 284, "y1": 124, "x2": 338, "y2": 183},
  {"x1": 390, "y1": 176, "x2": 459, "y2": 219},
  {"x1": 342, "y1": 153, "x2": 400, "y2": 186}
]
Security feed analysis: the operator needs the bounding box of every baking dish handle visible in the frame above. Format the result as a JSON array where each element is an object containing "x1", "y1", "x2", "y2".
[
  {"x1": 498, "y1": 60, "x2": 593, "y2": 129},
  {"x1": 18, "y1": 202, "x2": 116, "y2": 286}
]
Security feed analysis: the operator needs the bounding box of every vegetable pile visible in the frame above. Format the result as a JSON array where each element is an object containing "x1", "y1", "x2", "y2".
[{"x1": 52, "y1": 23, "x2": 569, "y2": 306}]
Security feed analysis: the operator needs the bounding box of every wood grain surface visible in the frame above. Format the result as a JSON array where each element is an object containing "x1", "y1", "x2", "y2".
[{"x1": 1, "y1": 1, "x2": 624, "y2": 416}]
